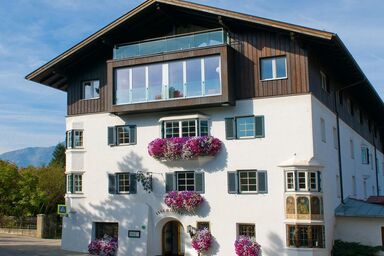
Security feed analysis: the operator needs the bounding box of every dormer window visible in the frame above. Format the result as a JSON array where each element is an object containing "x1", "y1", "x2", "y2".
[{"x1": 159, "y1": 114, "x2": 209, "y2": 138}]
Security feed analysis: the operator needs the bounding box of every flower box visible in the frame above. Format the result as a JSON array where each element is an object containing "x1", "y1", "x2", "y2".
[
  {"x1": 164, "y1": 191, "x2": 204, "y2": 213},
  {"x1": 148, "y1": 136, "x2": 222, "y2": 161}
]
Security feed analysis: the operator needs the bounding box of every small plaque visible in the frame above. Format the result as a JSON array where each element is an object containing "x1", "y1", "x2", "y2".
[
  {"x1": 57, "y1": 204, "x2": 67, "y2": 215},
  {"x1": 128, "y1": 230, "x2": 141, "y2": 238}
]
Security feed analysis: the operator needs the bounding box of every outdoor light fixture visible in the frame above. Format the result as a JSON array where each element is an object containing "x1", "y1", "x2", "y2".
[{"x1": 187, "y1": 225, "x2": 197, "y2": 237}]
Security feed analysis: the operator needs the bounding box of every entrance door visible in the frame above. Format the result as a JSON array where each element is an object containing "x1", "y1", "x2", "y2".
[{"x1": 162, "y1": 221, "x2": 183, "y2": 256}]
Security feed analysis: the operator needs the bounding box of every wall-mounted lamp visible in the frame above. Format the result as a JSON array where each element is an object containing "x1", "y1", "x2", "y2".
[{"x1": 187, "y1": 225, "x2": 197, "y2": 238}]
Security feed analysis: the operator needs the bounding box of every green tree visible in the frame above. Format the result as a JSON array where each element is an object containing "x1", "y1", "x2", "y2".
[
  {"x1": 17, "y1": 167, "x2": 43, "y2": 216},
  {"x1": 0, "y1": 160, "x2": 20, "y2": 216},
  {"x1": 49, "y1": 143, "x2": 65, "y2": 168}
]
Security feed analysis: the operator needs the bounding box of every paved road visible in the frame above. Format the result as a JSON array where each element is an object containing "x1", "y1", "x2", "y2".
[{"x1": 0, "y1": 233, "x2": 87, "y2": 256}]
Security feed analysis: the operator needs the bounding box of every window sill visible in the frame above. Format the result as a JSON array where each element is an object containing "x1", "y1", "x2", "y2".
[
  {"x1": 80, "y1": 97, "x2": 100, "y2": 101},
  {"x1": 66, "y1": 148, "x2": 86, "y2": 152},
  {"x1": 65, "y1": 193, "x2": 85, "y2": 199},
  {"x1": 286, "y1": 247, "x2": 326, "y2": 251},
  {"x1": 261, "y1": 77, "x2": 288, "y2": 82}
]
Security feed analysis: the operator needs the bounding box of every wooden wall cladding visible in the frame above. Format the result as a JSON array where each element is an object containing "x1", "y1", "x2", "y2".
[{"x1": 230, "y1": 29, "x2": 309, "y2": 99}]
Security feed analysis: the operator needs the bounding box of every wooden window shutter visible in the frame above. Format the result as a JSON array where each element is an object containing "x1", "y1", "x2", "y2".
[
  {"x1": 195, "y1": 172, "x2": 205, "y2": 194},
  {"x1": 108, "y1": 174, "x2": 116, "y2": 194},
  {"x1": 255, "y1": 116, "x2": 265, "y2": 138},
  {"x1": 227, "y1": 171, "x2": 238, "y2": 194},
  {"x1": 161, "y1": 121, "x2": 165, "y2": 138},
  {"x1": 225, "y1": 118, "x2": 236, "y2": 140},
  {"x1": 108, "y1": 127, "x2": 116, "y2": 146},
  {"x1": 165, "y1": 173, "x2": 175, "y2": 192},
  {"x1": 129, "y1": 173, "x2": 137, "y2": 194},
  {"x1": 65, "y1": 132, "x2": 68, "y2": 149},
  {"x1": 70, "y1": 130, "x2": 75, "y2": 148},
  {"x1": 257, "y1": 171, "x2": 268, "y2": 193},
  {"x1": 317, "y1": 171, "x2": 322, "y2": 192},
  {"x1": 129, "y1": 126, "x2": 137, "y2": 145}
]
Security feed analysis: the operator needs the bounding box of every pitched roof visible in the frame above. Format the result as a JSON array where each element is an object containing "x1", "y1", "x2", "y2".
[
  {"x1": 25, "y1": 0, "x2": 335, "y2": 83},
  {"x1": 335, "y1": 198, "x2": 384, "y2": 218}
]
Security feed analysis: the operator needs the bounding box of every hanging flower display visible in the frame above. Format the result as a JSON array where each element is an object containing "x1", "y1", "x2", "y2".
[
  {"x1": 148, "y1": 136, "x2": 222, "y2": 161},
  {"x1": 234, "y1": 236, "x2": 261, "y2": 256},
  {"x1": 88, "y1": 235, "x2": 118, "y2": 256},
  {"x1": 191, "y1": 228, "x2": 213, "y2": 254},
  {"x1": 164, "y1": 191, "x2": 204, "y2": 213}
]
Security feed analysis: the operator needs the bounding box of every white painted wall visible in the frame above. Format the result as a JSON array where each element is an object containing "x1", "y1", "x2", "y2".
[{"x1": 61, "y1": 94, "x2": 383, "y2": 256}]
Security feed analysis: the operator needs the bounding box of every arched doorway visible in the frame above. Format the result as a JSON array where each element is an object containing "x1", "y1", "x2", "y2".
[{"x1": 162, "y1": 220, "x2": 183, "y2": 256}]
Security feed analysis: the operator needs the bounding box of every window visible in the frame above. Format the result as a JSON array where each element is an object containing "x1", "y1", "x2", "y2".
[
  {"x1": 117, "y1": 173, "x2": 130, "y2": 193},
  {"x1": 66, "y1": 130, "x2": 83, "y2": 149},
  {"x1": 108, "y1": 125, "x2": 136, "y2": 146},
  {"x1": 165, "y1": 171, "x2": 204, "y2": 193},
  {"x1": 95, "y1": 222, "x2": 118, "y2": 240},
  {"x1": 66, "y1": 173, "x2": 83, "y2": 194},
  {"x1": 113, "y1": 55, "x2": 221, "y2": 105},
  {"x1": 260, "y1": 56, "x2": 287, "y2": 80},
  {"x1": 363, "y1": 180, "x2": 367, "y2": 199},
  {"x1": 238, "y1": 224, "x2": 255, "y2": 238},
  {"x1": 197, "y1": 222, "x2": 210, "y2": 231},
  {"x1": 162, "y1": 119, "x2": 209, "y2": 138},
  {"x1": 83, "y1": 80, "x2": 100, "y2": 100},
  {"x1": 225, "y1": 116, "x2": 265, "y2": 140},
  {"x1": 361, "y1": 146, "x2": 370, "y2": 164},
  {"x1": 228, "y1": 170, "x2": 268, "y2": 194},
  {"x1": 320, "y1": 71, "x2": 330, "y2": 93},
  {"x1": 108, "y1": 173, "x2": 138, "y2": 194},
  {"x1": 286, "y1": 225, "x2": 325, "y2": 248},
  {"x1": 333, "y1": 127, "x2": 338, "y2": 149},
  {"x1": 320, "y1": 118, "x2": 326, "y2": 143},
  {"x1": 350, "y1": 139, "x2": 355, "y2": 159},
  {"x1": 284, "y1": 171, "x2": 321, "y2": 192}
]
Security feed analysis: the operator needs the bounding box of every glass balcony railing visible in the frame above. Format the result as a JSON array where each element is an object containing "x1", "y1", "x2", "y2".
[{"x1": 113, "y1": 29, "x2": 227, "y2": 60}]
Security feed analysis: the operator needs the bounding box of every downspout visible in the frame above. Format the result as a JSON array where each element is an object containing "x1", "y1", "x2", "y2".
[
  {"x1": 374, "y1": 138, "x2": 379, "y2": 195},
  {"x1": 334, "y1": 78, "x2": 366, "y2": 204}
]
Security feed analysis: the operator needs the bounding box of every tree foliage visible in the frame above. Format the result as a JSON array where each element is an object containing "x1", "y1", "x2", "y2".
[
  {"x1": 0, "y1": 144, "x2": 66, "y2": 217},
  {"x1": 332, "y1": 240, "x2": 383, "y2": 256}
]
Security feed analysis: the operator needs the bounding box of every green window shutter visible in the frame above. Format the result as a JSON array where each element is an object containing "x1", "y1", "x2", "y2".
[
  {"x1": 108, "y1": 127, "x2": 116, "y2": 146},
  {"x1": 108, "y1": 174, "x2": 116, "y2": 194},
  {"x1": 129, "y1": 173, "x2": 137, "y2": 194},
  {"x1": 165, "y1": 173, "x2": 175, "y2": 192},
  {"x1": 257, "y1": 171, "x2": 268, "y2": 193},
  {"x1": 68, "y1": 174, "x2": 74, "y2": 193},
  {"x1": 129, "y1": 126, "x2": 137, "y2": 145},
  {"x1": 161, "y1": 121, "x2": 165, "y2": 138},
  {"x1": 317, "y1": 171, "x2": 322, "y2": 192},
  {"x1": 227, "y1": 171, "x2": 238, "y2": 194},
  {"x1": 65, "y1": 174, "x2": 67, "y2": 193},
  {"x1": 65, "y1": 132, "x2": 68, "y2": 149},
  {"x1": 225, "y1": 118, "x2": 236, "y2": 140},
  {"x1": 195, "y1": 172, "x2": 205, "y2": 194},
  {"x1": 255, "y1": 116, "x2": 265, "y2": 138}
]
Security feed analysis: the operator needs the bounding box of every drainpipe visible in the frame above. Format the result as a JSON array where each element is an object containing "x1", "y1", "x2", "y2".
[
  {"x1": 334, "y1": 79, "x2": 366, "y2": 204},
  {"x1": 374, "y1": 139, "x2": 379, "y2": 195}
]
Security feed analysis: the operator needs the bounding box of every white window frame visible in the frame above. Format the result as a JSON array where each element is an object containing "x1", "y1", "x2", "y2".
[
  {"x1": 163, "y1": 119, "x2": 209, "y2": 138},
  {"x1": 83, "y1": 80, "x2": 100, "y2": 100},
  {"x1": 73, "y1": 174, "x2": 83, "y2": 193},
  {"x1": 116, "y1": 125, "x2": 133, "y2": 145},
  {"x1": 309, "y1": 172, "x2": 318, "y2": 192},
  {"x1": 73, "y1": 130, "x2": 83, "y2": 148},
  {"x1": 236, "y1": 116, "x2": 256, "y2": 139},
  {"x1": 176, "y1": 171, "x2": 195, "y2": 191},
  {"x1": 116, "y1": 173, "x2": 130, "y2": 194},
  {"x1": 297, "y1": 171, "x2": 308, "y2": 191},
  {"x1": 285, "y1": 171, "x2": 296, "y2": 192},
  {"x1": 361, "y1": 146, "x2": 369, "y2": 164},
  {"x1": 238, "y1": 170, "x2": 258, "y2": 193},
  {"x1": 320, "y1": 71, "x2": 329, "y2": 93},
  {"x1": 260, "y1": 56, "x2": 287, "y2": 81}
]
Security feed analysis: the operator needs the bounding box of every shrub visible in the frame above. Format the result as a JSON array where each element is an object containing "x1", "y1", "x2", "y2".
[{"x1": 332, "y1": 240, "x2": 383, "y2": 256}]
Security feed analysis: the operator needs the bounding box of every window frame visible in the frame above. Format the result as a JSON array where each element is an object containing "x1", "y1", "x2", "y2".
[
  {"x1": 66, "y1": 129, "x2": 84, "y2": 149},
  {"x1": 196, "y1": 221, "x2": 210, "y2": 231},
  {"x1": 236, "y1": 116, "x2": 257, "y2": 139},
  {"x1": 94, "y1": 222, "x2": 118, "y2": 240},
  {"x1": 116, "y1": 172, "x2": 131, "y2": 194},
  {"x1": 162, "y1": 119, "x2": 209, "y2": 138},
  {"x1": 286, "y1": 224, "x2": 325, "y2": 248},
  {"x1": 176, "y1": 171, "x2": 196, "y2": 191},
  {"x1": 236, "y1": 170, "x2": 268, "y2": 194},
  {"x1": 66, "y1": 173, "x2": 83, "y2": 194},
  {"x1": 260, "y1": 56, "x2": 287, "y2": 81},
  {"x1": 361, "y1": 146, "x2": 370, "y2": 164},
  {"x1": 320, "y1": 71, "x2": 330, "y2": 93},
  {"x1": 284, "y1": 170, "x2": 321, "y2": 192},
  {"x1": 238, "y1": 170, "x2": 258, "y2": 193},
  {"x1": 82, "y1": 80, "x2": 100, "y2": 100},
  {"x1": 237, "y1": 223, "x2": 256, "y2": 238},
  {"x1": 320, "y1": 118, "x2": 326, "y2": 143}
]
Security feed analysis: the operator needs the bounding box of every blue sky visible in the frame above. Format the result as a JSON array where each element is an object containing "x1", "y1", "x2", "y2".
[{"x1": 0, "y1": 0, "x2": 383, "y2": 154}]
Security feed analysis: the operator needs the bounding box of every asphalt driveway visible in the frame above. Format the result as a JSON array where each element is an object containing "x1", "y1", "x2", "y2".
[{"x1": 0, "y1": 233, "x2": 87, "y2": 256}]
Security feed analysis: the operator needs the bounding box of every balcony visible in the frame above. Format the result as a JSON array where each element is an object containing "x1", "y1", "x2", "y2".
[
  {"x1": 113, "y1": 29, "x2": 227, "y2": 60},
  {"x1": 107, "y1": 44, "x2": 234, "y2": 114}
]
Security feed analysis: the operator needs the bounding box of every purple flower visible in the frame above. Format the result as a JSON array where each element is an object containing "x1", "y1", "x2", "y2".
[
  {"x1": 234, "y1": 236, "x2": 261, "y2": 256},
  {"x1": 88, "y1": 235, "x2": 118, "y2": 256},
  {"x1": 191, "y1": 228, "x2": 213, "y2": 253},
  {"x1": 164, "y1": 191, "x2": 204, "y2": 213},
  {"x1": 148, "y1": 136, "x2": 222, "y2": 160}
]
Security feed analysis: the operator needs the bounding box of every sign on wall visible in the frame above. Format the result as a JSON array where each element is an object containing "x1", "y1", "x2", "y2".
[
  {"x1": 57, "y1": 205, "x2": 67, "y2": 215},
  {"x1": 128, "y1": 230, "x2": 141, "y2": 238}
]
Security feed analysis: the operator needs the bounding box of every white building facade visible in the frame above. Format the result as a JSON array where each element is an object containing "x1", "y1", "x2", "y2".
[{"x1": 27, "y1": 0, "x2": 384, "y2": 255}]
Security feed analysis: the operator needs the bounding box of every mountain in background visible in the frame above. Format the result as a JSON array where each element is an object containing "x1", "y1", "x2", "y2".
[{"x1": 0, "y1": 146, "x2": 56, "y2": 167}]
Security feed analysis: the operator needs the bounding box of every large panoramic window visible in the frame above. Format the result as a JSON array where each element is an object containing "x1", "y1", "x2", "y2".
[
  {"x1": 113, "y1": 55, "x2": 221, "y2": 105},
  {"x1": 260, "y1": 56, "x2": 287, "y2": 80}
]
